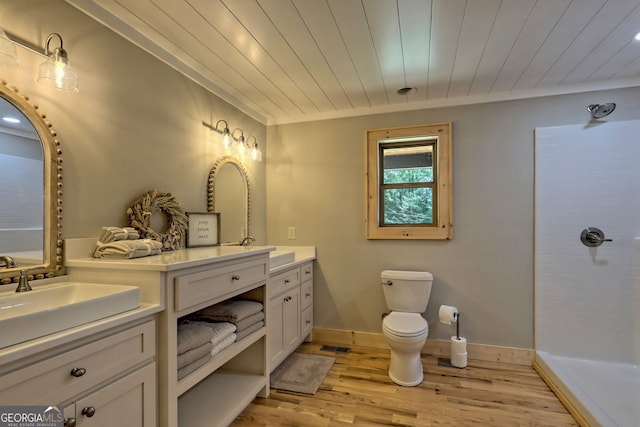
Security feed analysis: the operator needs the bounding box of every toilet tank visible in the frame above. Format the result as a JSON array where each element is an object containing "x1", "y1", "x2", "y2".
[{"x1": 381, "y1": 270, "x2": 433, "y2": 313}]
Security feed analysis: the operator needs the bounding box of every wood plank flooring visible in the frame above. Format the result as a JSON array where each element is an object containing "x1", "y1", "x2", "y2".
[{"x1": 231, "y1": 342, "x2": 578, "y2": 426}]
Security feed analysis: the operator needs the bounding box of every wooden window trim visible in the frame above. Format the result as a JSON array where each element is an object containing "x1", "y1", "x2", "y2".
[{"x1": 365, "y1": 123, "x2": 452, "y2": 240}]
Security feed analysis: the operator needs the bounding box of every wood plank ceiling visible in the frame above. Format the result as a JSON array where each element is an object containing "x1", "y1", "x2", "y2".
[{"x1": 66, "y1": 0, "x2": 640, "y2": 124}]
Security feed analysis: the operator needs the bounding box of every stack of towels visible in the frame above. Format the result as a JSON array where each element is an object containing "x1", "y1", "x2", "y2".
[
  {"x1": 91, "y1": 226, "x2": 162, "y2": 259},
  {"x1": 176, "y1": 299, "x2": 265, "y2": 381},
  {"x1": 192, "y1": 299, "x2": 265, "y2": 342},
  {"x1": 176, "y1": 320, "x2": 237, "y2": 380}
]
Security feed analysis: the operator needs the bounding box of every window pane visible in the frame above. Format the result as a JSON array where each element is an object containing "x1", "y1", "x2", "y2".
[
  {"x1": 383, "y1": 187, "x2": 433, "y2": 225},
  {"x1": 382, "y1": 144, "x2": 433, "y2": 184}
]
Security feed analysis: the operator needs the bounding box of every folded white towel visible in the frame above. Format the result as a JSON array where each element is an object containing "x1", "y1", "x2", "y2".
[
  {"x1": 98, "y1": 226, "x2": 140, "y2": 243},
  {"x1": 211, "y1": 333, "x2": 237, "y2": 356},
  {"x1": 177, "y1": 322, "x2": 215, "y2": 354},
  {"x1": 236, "y1": 321, "x2": 264, "y2": 341},
  {"x1": 195, "y1": 300, "x2": 264, "y2": 322},
  {"x1": 91, "y1": 239, "x2": 162, "y2": 259}
]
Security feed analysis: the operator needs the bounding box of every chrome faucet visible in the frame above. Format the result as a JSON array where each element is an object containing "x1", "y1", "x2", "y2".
[
  {"x1": 240, "y1": 236, "x2": 256, "y2": 246},
  {"x1": 0, "y1": 255, "x2": 17, "y2": 269},
  {"x1": 15, "y1": 270, "x2": 32, "y2": 293}
]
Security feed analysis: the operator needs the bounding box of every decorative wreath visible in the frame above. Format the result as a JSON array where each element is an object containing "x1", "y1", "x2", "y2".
[{"x1": 126, "y1": 189, "x2": 188, "y2": 251}]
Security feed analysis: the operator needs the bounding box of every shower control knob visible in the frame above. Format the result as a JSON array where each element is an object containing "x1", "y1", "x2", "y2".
[{"x1": 580, "y1": 227, "x2": 612, "y2": 247}]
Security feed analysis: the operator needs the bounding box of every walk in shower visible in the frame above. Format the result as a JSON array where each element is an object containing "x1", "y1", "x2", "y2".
[{"x1": 534, "y1": 118, "x2": 640, "y2": 426}]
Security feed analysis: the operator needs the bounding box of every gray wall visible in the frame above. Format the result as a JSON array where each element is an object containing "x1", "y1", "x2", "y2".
[
  {"x1": 0, "y1": 0, "x2": 267, "y2": 245},
  {"x1": 266, "y1": 88, "x2": 640, "y2": 349}
]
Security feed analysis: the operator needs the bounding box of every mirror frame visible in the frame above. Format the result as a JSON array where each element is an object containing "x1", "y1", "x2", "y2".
[
  {"x1": 0, "y1": 80, "x2": 63, "y2": 285},
  {"x1": 207, "y1": 156, "x2": 250, "y2": 241}
]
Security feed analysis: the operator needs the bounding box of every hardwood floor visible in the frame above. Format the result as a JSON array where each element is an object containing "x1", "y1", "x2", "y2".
[{"x1": 232, "y1": 342, "x2": 578, "y2": 426}]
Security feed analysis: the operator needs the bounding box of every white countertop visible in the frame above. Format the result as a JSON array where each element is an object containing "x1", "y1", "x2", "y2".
[
  {"x1": 66, "y1": 243, "x2": 275, "y2": 272},
  {"x1": 65, "y1": 238, "x2": 316, "y2": 273},
  {"x1": 0, "y1": 303, "x2": 161, "y2": 366}
]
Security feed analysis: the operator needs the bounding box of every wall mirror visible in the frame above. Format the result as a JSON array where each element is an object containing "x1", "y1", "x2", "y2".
[
  {"x1": 207, "y1": 156, "x2": 250, "y2": 244},
  {"x1": 0, "y1": 81, "x2": 63, "y2": 285}
]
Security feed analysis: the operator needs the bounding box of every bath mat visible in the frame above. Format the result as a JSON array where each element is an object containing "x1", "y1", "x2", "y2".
[{"x1": 270, "y1": 353, "x2": 335, "y2": 395}]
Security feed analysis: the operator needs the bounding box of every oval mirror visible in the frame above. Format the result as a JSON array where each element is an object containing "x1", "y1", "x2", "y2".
[
  {"x1": 0, "y1": 81, "x2": 63, "y2": 285},
  {"x1": 207, "y1": 157, "x2": 249, "y2": 244}
]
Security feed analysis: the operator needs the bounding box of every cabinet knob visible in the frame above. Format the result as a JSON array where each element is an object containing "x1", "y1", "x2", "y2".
[
  {"x1": 284, "y1": 279, "x2": 290, "y2": 284},
  {"x1": 81, "y1": 407, "x2": 96, "y2": 418},
  {"x1": 305, "y1": 270, "x2": 311, "y2": 275},
  {"x1": 64, "y1": 418, "x2": 76, "y2": 427},
  {"x1": 231, "y1": 275, "x2": 240, "y2": 281},
  {"x1": 305, "y1": 293, "x2": 311, "y2": 297},
  {"x1": 70, "y1": 367, "x2": 86, "y2": 377}
]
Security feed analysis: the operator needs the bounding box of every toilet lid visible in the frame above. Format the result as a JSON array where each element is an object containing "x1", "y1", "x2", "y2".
[{"x1": 383, "y1": 312, "x2": 428, "y2": 337}]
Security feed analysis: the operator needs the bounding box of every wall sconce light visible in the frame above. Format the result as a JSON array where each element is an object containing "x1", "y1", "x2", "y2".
[
  {"x1": 231, "y1": 128, "x2": 246, "y2": 155},
  {"x1": 0, "y1": 29, "x2": 79, "y2": 92},
  {"x1": 213, "y1": 119, "x2": 232, "y2": 148},
  {"x1": 0, "y1": 28, "x2": 18, "y2": 68},
  {"x1": 246, "y1": 136, "x2": 262, "y2": 162},
  {"x1": 202, "y1": 120, "x2": 262, "y2": 162},
  {"x1": 37, "y1": 33, "x2": 79, "y2": 92}
]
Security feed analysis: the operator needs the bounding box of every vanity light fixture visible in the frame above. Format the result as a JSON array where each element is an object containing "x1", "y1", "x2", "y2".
[
  {"x1": 246, "y1": 136, "x2": 262, "y2": 162},
  {"x1": 231, "y1": 128, "x2": 246, "y2": 155},
  {"x1": 0, "y1": 30, "x2": 79, "y2": 92},
  {"x1": 216, "y1": 119, "x2": 232, "y2": 148},
  {"x1": 0, "y1": 28, "x2": 18, "y2": 68},
  {"x1": 202, "y1": 120, "x2": 262, "y2": 162},
  {"x1": 37, "y1": 33, "x2": 79, "y2": 92}
]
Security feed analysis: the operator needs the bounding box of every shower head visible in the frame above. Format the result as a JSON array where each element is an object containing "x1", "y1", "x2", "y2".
[{"x1": 587, "y1": 103, "x2": 616, "y2": 119}]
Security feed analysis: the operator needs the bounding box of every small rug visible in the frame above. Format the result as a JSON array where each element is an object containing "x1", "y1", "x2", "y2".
[{"x1": 270, "y1": 353, "x2": 335, "y2": 394}]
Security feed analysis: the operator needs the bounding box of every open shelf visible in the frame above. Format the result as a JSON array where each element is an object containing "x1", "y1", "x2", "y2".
[
  {"x1": 176, "y1": 327, "x2": 266, "y2": 396},
  {"x1": 179, "y1": 369, "x2": 267, "y2": 427}
]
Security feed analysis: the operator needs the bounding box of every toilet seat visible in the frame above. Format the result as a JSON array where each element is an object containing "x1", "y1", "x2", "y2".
[{"x1": 383, "y1": 312, "x2": 428, "y2": 338}]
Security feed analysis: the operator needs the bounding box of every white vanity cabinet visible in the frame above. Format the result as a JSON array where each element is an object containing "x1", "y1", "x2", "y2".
[
  {"x1": 64, "y1": 244, "x2": 315, "y2": 426},
  {"x1": 0, "y1": 319, "x2": 156, "y2": 427},
  {"x1": 170, "y1": 254, "x2": 269, "y2": 427},
  {"x1": 268, "y1": 261, "x2": 313, "y2": 371}
]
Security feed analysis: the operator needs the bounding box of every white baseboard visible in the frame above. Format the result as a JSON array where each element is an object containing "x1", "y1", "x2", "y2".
[{"x1": 312, "y1": 327, "x2": 534, "y2": 366}]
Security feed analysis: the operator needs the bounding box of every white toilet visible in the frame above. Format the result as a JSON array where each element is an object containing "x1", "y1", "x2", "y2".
[{"x1": 381, "y1": 270, "x2": 433, "y2": 386}]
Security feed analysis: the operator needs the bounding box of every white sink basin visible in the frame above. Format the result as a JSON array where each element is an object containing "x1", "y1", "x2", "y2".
[
  {"x1": 0, "y1": 282, "x2": 140, "y2": 349},
  {"x1": 269, "y1": 250, "x2": 295, "y2": 268}
]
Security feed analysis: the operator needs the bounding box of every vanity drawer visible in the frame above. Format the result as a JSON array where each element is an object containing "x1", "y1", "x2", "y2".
[
  {"x1": 0, "y1": 320, "x2": 155, "y2": 405},
  {"x1": 268, "y1": 268, "x2": 300, "y2": 298},
  {"x1": 300, "y1": 262, "x2": 313, "y2": 283},
  {"x1": 300, "y1": 280, "x2": 313, "y2": 310},
  {"x1": 175, "y1": 258, "x2": 268, "y2": 311}
]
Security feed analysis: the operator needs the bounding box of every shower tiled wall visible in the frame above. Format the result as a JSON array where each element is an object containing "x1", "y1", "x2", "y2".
[
  {"x1": 0, "y1": 154, "x2": 43, "y2": 252},
  {"x1": 535, "y1": 120, "x2": 640, "y2": 365}
]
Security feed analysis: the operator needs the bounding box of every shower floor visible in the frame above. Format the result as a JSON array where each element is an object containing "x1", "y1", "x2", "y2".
[{"x1": 537, "y1": 351, "x2": 640, "y2": 427}]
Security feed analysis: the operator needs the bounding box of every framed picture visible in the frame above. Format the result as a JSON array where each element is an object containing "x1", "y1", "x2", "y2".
[{"x1": 186, "y1": 212, "x2": 220, "y2": 247}]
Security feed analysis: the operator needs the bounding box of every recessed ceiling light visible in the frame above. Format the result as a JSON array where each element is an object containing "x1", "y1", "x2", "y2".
[
  {"x1": 397, "y1": 87, "x2": 417, "y2": 95},
  {"x1": 634, "y1": 31, "x2": 640, "y2": 41},
  {"x1": 2, "y1": 116, "x2": 20, "y2": 124}
]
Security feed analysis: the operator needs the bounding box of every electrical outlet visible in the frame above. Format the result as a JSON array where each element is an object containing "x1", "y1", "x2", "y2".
[{"x1": 287, "y1": 227, "x2": 296, "y2": 240}]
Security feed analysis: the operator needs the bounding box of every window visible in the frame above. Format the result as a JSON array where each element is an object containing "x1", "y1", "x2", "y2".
[{"x1": 366, "y1": 123, "x2": 452, "y2": 239}]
